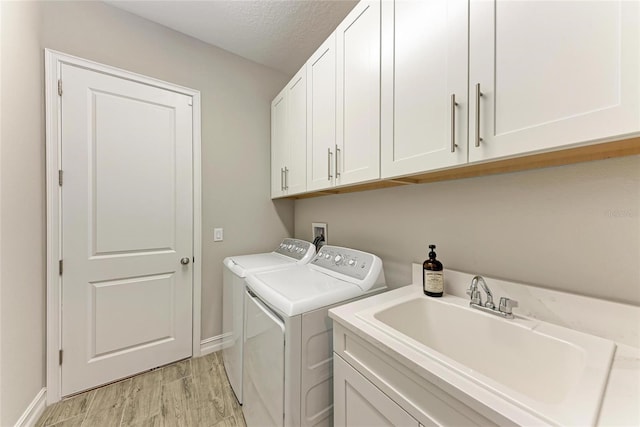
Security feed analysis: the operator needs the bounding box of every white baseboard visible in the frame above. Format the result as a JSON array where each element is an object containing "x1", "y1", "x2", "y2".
[
  {"x1": 199, "y1": 332, "x2": 231, "y2": 356},
  {"x1": 14, "y1": 387, "x2": 46, "y2": 427}
]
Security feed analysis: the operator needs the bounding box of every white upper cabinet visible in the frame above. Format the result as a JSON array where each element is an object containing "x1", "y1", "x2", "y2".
[
  {"x1": 307, "y1": 34, "x2": 337, "y2": 192},
  {"x1": 336, "y1": 0, "x2": 381, "y2": 186},
  {"x1": 286, "y1": 68, "x2": 307, "y2": 195},
  {"x1": 469, "y1": 0, "x2": 640, "y2": 162},
  {"x1": 381, "y1": 0, "x2": 469, "y2": 179},
  {"x1": 271, "y1": 66, "x2": 307, "y2": 198},
  {"x1": 274, "y1": 0, "x2": 639, "y2": 197},
  {"x1": 271, "y1": 87, "x2": 288, "y2": 198}
]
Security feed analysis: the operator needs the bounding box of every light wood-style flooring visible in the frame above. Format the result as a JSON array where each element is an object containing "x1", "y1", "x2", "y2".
[{"x1": 36, "y1": 351, "x2": 246, "y2": 427}]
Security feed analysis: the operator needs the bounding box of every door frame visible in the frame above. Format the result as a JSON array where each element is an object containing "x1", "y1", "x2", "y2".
[{"x1": 44, "y1": 49, "x2": 202, "y2": 404}]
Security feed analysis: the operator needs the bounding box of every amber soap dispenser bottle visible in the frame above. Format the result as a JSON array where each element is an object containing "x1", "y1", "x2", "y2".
[{"x1": 423, "y1": 244, "x2": 444, "y2": 297}]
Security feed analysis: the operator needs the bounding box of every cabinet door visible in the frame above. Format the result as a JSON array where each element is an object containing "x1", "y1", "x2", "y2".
[
  {"x1": 271, "y1": 88, "x2": 287, "y2": 198},
  {"x1": 336, "y1": 0, "x2": 381, "y2": 186},
  {"x1": 286, "y1": 66, "x2": 307, "y2": 195},
  {"x1": 469, "y1": 0, "x2": 640, "y2": 162},
  {"x1": 334, "y1": 356, "x2": 420, "y2": 427},
  {"x1": 381, "y1": 0, "x2": 468, "y2": 179},
  {"x1": 307, "y1": 34, "x2": 337, "y2": 191}
]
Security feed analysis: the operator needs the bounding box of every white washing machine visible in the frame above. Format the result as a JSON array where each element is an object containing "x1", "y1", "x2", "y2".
[
  {"x1": 222, "y1": 238, "x2": 315, "y2": 404},
  {"x1": 242, "y1": 245, "x2": 386, "y2": 427}
]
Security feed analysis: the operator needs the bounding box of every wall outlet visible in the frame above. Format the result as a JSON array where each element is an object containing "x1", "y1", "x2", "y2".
[{"x1": 214, "y1": 228, "x2": 224, "y2": 242}]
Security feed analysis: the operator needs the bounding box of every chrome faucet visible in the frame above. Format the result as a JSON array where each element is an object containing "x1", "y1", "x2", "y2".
[
  {"x1": 468, "y1": 275, "x2": 495, "y2": 309},
  {"x1": 466, "y1": 275, "x2": 518, "y2": 319}
]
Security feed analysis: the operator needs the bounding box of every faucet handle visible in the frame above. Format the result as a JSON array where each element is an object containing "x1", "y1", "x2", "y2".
[
  {"x1": 499, "y1": 297, "x2": 518, "y2": 315},
  {"x1": 467, "y1": 288, "x2": 482, "y2": 305}
]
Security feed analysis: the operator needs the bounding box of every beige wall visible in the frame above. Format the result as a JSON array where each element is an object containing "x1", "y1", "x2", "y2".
[
  {"x1": 295, "y1": 155, "x2": 640, "y2": 305},
  {"x1": 1, "y1": 1, "x2": 292, "y2": 423},
  {"x1": 1, "y1": 1, "x2": 46, "y2": 425}
]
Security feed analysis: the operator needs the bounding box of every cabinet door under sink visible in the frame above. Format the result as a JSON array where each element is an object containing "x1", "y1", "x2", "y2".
[{"x1": 334, "y1": 355, "x2": 420, "y2": 427}]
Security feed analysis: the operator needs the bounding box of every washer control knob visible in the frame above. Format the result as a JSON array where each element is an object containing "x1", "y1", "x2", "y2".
[
  {"x1": 318, "y1": 251, "x2": 323, "y2": 257},
  {"x1": 334, "y1": 255, "x2": 343, "y2": 264},
  {"x1": 325, "y1": 254, "x2": 331, "y2": 259},
  {"x1": 348, "y1": 259, "x2": 356, "y2": 267}
]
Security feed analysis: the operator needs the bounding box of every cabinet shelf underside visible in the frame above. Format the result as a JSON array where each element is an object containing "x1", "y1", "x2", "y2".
[{"x1": 279, "y1": 136, "x2": 640, "y2": 200}]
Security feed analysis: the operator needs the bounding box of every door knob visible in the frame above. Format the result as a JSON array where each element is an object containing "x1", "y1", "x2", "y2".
[{"x1": 180, "y1": 257, "x2": 190, "y2": 265}]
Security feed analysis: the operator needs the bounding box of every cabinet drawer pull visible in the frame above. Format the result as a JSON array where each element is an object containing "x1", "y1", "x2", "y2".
[
  {"x1": 335, "y1": 145, "x2": 341, "y2": 178},
  {"x1": 475, "y1": 83, "x2": 483, "y2": 147},
  {"x1": 451, "y1": 94, "x2": 458, "y2": 153},
  {"x1": 328, "y1": 148, "x2": 333, "y2": 180}
]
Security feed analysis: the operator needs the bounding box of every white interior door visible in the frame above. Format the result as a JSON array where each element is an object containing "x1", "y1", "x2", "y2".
[{"x1": 60, "y1": 63, "x2": 193, "y2": 396}]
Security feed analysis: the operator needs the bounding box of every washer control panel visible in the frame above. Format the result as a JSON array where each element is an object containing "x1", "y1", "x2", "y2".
[
  {"x1": 275, "y1": 238, "x2": 313, "y2": 260},
  {"x1": 311, "y1": 246, "x2": 375, "y2": 281}
]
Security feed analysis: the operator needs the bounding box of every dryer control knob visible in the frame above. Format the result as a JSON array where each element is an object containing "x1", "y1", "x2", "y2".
[
  {"x1": 334, "y1": 255, "x2": 343, "y2": 264},
  {"x1": 348, "y1": 259, "x2": 356, "y2": 267}
]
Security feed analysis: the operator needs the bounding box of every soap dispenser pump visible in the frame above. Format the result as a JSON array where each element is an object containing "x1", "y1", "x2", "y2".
[{"x1": 423, "y1": 244, "x2": 444, "y2": 297}]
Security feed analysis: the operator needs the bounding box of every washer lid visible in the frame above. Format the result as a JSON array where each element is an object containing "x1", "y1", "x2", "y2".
[
  {"x1": 223, "y1": 252, "x2": 296, "y2": 277},
  {"x1": 223, "y1": 238, "x2": 315, "y2": 277},
  {"x1": 245, "y1": 265, "x2": 376, "y2": 316}
]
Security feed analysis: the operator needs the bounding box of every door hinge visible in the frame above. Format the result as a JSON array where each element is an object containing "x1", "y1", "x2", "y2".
[
  {"x1": 58, "y1": 170, "x2": 63, "y2": 186},
  {"x1": 59, "y1": 260, "x2": 63, "y2": 275},
  {"x1": 58, "y1": 80, "x2": 63, "y2": 96},
  {"x1": 59, "y1": 349, "x2": 63, "y2": 365}
]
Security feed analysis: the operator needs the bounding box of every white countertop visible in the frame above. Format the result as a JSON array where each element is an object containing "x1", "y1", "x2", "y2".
[{"x1": 329, "y1": 267, "x2": 640, "y2": 426}]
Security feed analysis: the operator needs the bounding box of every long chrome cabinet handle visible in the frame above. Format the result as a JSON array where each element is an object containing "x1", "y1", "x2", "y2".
[
  {"x1": 284, "y1": 167, "x2": 289, "y2": 190},
  {"x1": 335, "y1": 144, "x2": 341, "y2": 178},
  {"x1": 280, "y1": 167, "x2": 285, "y2": 191},
  {"x1": 327, "y1": 148, "x2": 333, "y2": 180},
  {"x1": 475, "y1": 83, "x2": 483, "y2": 147},
  {"x1": 451, "y1": 94, "x2": 458, "y2": 153}
]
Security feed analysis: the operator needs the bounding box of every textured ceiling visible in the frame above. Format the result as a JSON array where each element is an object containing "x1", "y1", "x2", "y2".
[{"x1": 105, "y1": 0, "x2": 359, "y2": 76}]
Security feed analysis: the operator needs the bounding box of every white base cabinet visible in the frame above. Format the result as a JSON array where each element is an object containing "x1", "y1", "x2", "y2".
[
  {"x1": 333, "y1": 323, "x2": 510, "y2": 427},
  {"x1": 334, "y1": 356, "x2": 420, "y2": 427}
]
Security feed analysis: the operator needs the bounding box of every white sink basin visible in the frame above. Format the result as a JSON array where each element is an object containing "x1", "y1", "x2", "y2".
[{"x1": 356, "y1": 293, "x2": 616, "y2": 425}]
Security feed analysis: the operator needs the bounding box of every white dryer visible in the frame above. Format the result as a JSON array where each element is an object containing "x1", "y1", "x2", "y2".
[
  {"x1": 222, "y1": 238, "x2": 315, "y2": 404},
  {"x1": 242, "y1": 245, "x2": 386, "y2": 427}
]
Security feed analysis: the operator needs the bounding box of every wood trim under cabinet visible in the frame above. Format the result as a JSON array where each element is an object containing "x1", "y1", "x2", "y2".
[{"x1": 276, "y1": 136, "x2": 640, "y2": 200}]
